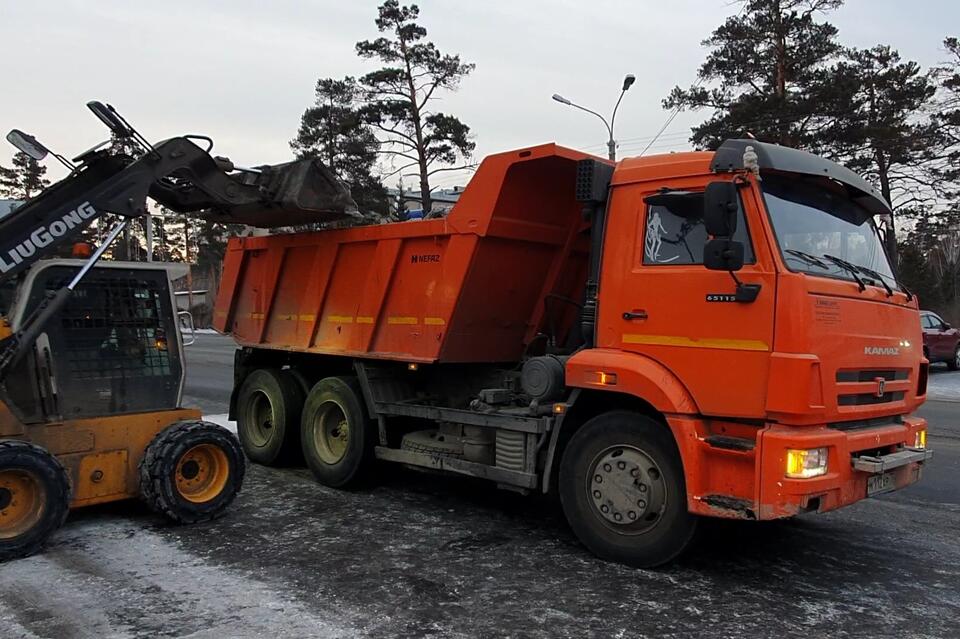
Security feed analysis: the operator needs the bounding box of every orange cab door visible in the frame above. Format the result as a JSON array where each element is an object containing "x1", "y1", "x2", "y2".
[{"x1": 596, "y1": 181, "x2": 776, "y2": 418}]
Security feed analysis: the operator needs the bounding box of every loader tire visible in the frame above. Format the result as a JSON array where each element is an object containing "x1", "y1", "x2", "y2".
[
  {"x1": 140, "y1": 421, "x2": 245, "y2": 524},
  {"x1": 0, "y1": 440, "x2": 70, "y2": 562},
  {"x1": 558, "y1": 411, "x2": 697, "y2": 568},
  {"x1": 236, "y1": 368, "x2": 305, "y2": 466},
  {"x1": 301, "y1": 376, "x2": 375, "y2": 488}
]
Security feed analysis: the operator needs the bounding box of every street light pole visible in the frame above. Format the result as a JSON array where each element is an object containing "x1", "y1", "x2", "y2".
[{"x1": 553, "y1": 74, "x2": 635, "y2": 161}]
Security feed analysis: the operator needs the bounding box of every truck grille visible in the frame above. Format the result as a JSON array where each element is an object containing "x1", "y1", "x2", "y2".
[
  {"x1": 835, "y1": 368, "x2": 910, "y2": 408},
  {"x1": 837, "y1": 391, "x2": 905, "y2": 406},
  {"x1": 835, "y1": 369, "x2": 909, "y2": 383}
]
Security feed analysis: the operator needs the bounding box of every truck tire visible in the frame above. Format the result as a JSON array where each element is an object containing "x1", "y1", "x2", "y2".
[
  {"x1": 236, "y1": 368, "x2": 305, "y2": 466},
  {"x1": 0, "y1": 440, "x2": 70, "y2": 561},
  {"x1": 140, "y1": 421, "x2": 246, "y2": 524},
  {"x1": 301, "y1": 376, "x2": 375, "y2": 488},
  {"x1": 558, "y1": 411, "x2": 697, "y2": 568}
]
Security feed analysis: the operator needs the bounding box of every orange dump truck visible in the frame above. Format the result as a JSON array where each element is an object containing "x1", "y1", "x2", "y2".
[{"x1": 214, "y1": 140, "x2": 932, "y2": 567}]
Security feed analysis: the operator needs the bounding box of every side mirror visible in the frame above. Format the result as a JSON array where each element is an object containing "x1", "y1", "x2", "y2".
[
  {"x1": 87, "y1": 101, "x2": 135, "y2": 138},
  {"x1": 6, "y1": 129, "x2": 49, "y2": 161},
  {"x1": 704, "y1": 181, "x2": 739, "y2": 237},
  {"x1": 704, "y1": 238, "x2": 744, "y2": 272}
]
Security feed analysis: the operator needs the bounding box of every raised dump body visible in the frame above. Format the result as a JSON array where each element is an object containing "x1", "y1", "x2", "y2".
[{"x1": 213, "y1": 144, "x2": 597, "y2": 362}]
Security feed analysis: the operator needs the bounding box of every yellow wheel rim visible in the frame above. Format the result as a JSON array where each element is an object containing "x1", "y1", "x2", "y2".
[
  {"x1": 175, "y1": 444, "x2": 230, "y2": 504},
  {"x1": 313, "y1": 402, "x2": 350, "y2": 465},
  {"x1": 0, "y1": 469, "x2": 45, "y2": 540}
]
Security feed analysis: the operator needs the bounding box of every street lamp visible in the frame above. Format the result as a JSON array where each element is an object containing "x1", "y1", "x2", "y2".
[{"x1": 552, "y1": 74, "x2": 636, "y2": 161}]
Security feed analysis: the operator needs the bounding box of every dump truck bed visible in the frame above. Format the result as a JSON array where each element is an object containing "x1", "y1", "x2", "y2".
[{"x1": 213, "y1": 144, "x2": 600, "y2": 363}]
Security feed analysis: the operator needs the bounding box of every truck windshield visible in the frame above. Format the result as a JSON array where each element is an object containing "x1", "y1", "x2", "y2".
[{"x1": 761, "y1": 173, "x2": 897, "y2": 290}]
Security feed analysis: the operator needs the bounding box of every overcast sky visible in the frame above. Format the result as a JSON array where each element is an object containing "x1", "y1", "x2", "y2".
[{"x1": 2, "y1": 0, "x2": 958, "y2": 189}]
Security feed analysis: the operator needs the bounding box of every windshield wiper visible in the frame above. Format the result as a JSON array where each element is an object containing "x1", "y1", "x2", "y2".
[
  {"x1": 785, "y1": 249, "x2": 830, "y2": 270},
  {"x1": 853, "y1": 264, "x2": 894, "y2": 297},
  {"x1": 822, "y1": 254, "x2": 866, "y2": 292}
]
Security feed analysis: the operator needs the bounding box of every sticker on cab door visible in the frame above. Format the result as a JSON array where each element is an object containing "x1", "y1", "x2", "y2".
[{"x1": 813, "y1": 298, "x2": 841, "y2": 325}]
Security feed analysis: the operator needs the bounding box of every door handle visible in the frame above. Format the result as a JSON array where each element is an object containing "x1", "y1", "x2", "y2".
[{"x1": 622, "y1": 310, "x2": 648, "y2": 320}]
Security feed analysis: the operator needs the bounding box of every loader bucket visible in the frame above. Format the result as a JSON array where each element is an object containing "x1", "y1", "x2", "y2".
[{"x1": 198, "y1": 158, "x2": 360, "y2": 228}]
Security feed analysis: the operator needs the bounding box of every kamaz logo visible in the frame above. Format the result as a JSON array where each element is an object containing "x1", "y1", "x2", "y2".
[
  {"x1": 0, "y1": 201, "x2": 97, "y2": 273},
  {"x1": 864, "y1": 346, "x2": 899, "y2": 356}
]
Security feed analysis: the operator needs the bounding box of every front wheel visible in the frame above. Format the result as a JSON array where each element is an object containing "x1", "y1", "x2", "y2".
[
  {"x1": 558, "y1": 411, "x2": 697, "y2": 568},
  {"x1": 140, "y1": 421, "x2": 246, "y2": 524},
  {"x1": 0, "y1": 441, "x2": 70, "y2": 561}
]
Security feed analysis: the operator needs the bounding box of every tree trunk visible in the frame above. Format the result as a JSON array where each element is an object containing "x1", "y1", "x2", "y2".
[{"x1": 398, "y1": 36, "x2": 432, "y2": 214}]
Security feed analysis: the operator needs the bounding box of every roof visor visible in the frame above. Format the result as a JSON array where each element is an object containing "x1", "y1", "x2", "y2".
[{"x1": 710, "y1": 139, "x2": 891, "y2": 216}]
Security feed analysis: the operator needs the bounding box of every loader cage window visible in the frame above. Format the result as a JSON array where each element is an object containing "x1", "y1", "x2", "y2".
[{"x1": 22, "y1": 266, "x2": 183, "y2": 419}]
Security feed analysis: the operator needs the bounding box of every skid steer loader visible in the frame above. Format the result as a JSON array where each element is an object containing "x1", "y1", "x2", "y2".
[{"x1": 0, "y1": 102, "x2": 357, "y2": 559}]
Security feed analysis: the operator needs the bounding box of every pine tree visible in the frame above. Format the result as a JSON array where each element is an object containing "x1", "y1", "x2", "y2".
[
  {"x1": 356, "y1": 1, "x2": 475, "y2": 213},
  {"x1": 0, "y1": 151, "x2": 50, "y2": 200},
  {"x1": 664, "y1": 0, "x2": 844, "y2": 149},
  {"x1": 932, "y1": 37, "x2": 960, "y2": 215},
  {"x1": 292, "y1": 76, "x2": 388, "y2": 216},
  {"x1": 823, "y1": 46, "x2": 938, "y2": 209}
]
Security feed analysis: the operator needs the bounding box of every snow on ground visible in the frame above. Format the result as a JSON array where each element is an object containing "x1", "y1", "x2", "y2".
[
  {"x1": 203, "y1": 413, "x2": 236, "y2": 433},
  {"x1": 926, "y1": 368, "x2": 960, "y2": 401}
]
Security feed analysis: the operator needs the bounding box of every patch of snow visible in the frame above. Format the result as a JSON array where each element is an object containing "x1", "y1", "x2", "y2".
[
  {"x1": 926, "y1": 369, "x2": 960, "y2": 401},
  {"x1": 204, "y1": 413, "x2": 236, "y2": 434}
]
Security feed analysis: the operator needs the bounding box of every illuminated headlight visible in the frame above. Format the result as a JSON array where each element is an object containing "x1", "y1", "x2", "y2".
[
  {"x1": 785, "y1": 448, "x2": 828, "y2": 479},
  {"x1": 914, "y1": 430, "x2": 927, "y2": 449}
]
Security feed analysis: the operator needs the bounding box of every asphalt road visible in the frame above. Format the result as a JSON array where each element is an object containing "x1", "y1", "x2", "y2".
[{"x1": 1, "y1": 333, "x2": 958, "y2": 638}]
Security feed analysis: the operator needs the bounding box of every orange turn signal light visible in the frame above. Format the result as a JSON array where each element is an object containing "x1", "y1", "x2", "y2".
[{"x1": 596, "y1": 371, "x2": 618, "y2": 386}]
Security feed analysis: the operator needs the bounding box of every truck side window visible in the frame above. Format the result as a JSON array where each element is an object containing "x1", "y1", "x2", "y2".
[{"x1": 643, "y1": 195, "x2": 754, "y2": 266}]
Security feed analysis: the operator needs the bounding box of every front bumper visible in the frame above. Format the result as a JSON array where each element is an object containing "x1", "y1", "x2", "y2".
[{"x1": 755, "y1": 416, "x2": 930, "y2": 519}]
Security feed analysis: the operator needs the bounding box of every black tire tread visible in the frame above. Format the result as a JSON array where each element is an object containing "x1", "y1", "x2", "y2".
[
  {"x1": 0, "y1": 440, "x2": 71, "y2": 561},
  {"x1": 558, "y1": 411, "x2": 697, "y2": 568},
  {"x1": 139, "y1": 420, "x2": 245, "y2": 524},
  {"x1": 236, "y1": 368, "x2": 304, "y2": 466}
]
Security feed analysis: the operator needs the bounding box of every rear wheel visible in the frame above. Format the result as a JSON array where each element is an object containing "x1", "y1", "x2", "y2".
[
  {"x1": 236, "y1": 368, "x2": 305, "y2": 465},
  {"x1": 140, "y1": 421, "x2": 245, "y2": 524},
  {"x1": 301, "y1": 376, "x2": 375, "y2": 488},
  {"x1": 0, "y1": 441, "x2": 70, "y2": 561},
  {"x1": 558, "y1": 411, "x2": 697, "y2": 568},
  {"x1": 949, "y1": 346, "x2": 960, "y2": 371}
]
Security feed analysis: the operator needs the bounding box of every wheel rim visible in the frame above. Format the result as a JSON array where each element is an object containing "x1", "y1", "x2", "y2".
[
  {"x1": 954, "y1": 348, "x2": 959, "y2": 368},
  {"x1": 312, "y1": 401, "x2": 350, "y2": 465},
  {"x1": 586, "y1": 445, "x2": 667, "y2": 535},
  {"x1": 245, "y1": 391, "x2": 275, "y2": 447},
  {"x1": 175, "y1": 444, "x2": 230, "y2": 504},
  {"x1": 0, "y1": 469, "x2": 46, "y2": 540}
]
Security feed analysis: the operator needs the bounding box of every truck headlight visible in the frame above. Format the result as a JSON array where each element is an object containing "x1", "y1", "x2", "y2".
[
  {"x1": 786, "y1": 448, "x2": 828, "y2": 479},
  {"x1": 914, "y1": 430, "x2": 927, "y2": 449}
]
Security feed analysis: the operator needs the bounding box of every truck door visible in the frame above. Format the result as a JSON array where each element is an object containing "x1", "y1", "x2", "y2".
[{"x1": 596, "y1": 182, "x2": 776, "y2": 418}]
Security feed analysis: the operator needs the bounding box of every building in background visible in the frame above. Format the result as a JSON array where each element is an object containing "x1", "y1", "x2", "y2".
[{"x1": 387, "y1": 186, "x2": 464, "y2": 218}]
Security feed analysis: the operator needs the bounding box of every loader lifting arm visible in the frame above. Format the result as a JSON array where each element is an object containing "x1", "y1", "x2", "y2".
[{"x1": 0, "y1": 101, "x2": 358, "y2": 380}]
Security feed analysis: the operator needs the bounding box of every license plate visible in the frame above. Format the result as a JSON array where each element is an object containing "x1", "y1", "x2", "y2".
[{"x1": 867, "y1": 472, "x2": 896, "y2": 496}]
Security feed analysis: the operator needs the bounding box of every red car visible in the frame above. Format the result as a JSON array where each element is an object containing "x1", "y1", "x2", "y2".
[{"x1": 921, "y1": 310, "x2": 960, "y2": 369}]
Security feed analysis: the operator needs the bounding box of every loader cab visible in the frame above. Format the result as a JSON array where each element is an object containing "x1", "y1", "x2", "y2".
[{"x1": 2, "y1": 259, "x2": 188, "y2": 424}]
